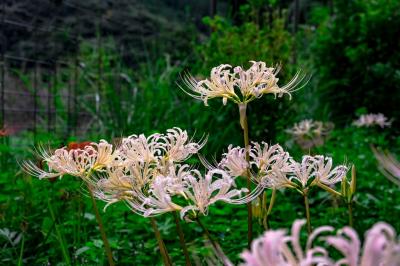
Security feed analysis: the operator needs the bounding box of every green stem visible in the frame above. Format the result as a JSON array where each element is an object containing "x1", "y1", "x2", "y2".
[
  {"x1": 173, "y1": 212, "x2": 192, "y2": 266},
  {"x1": 88, "y1": 187, "x2": 115, "y2": 266},
  {"x1": 195, "y1": 217, "x2": 219, "y2": 254},
  {"x1": 303, "y1": 191, "x2": 312, "y2": 234},
  {"x1": 239, "y1": 103, "x2": 253, "y2": 247},
  {"x1": 317, "y1": 183, "x2": 342, "y2": 197},
  {"x1": 195, "y1": 217, "x2": 231, "y2": 266},
  {"x1": 48, "y1": 200, "x2": 71, "y2": 265},
  {"x1": 258, "y1": 193, "x2": 264, "y2": 226},
  {"x1": 348, "y1": 202, "x2": 354, "y2": 227},
  {"x1": 263, "y1": 188, "x2": 276, "y2": 229},
  {"x1": 17, "y1": 234, "x2": 25, "y2": 266},
  {"x1": 150, "y1": 217, "x2": 172, "y2": 266}
]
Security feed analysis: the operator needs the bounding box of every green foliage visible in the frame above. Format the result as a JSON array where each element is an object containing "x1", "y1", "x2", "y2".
[
  {"x1": 312, "y1": 0, "x2": 400, "y2": 124},
  {"x1": 195, "y1": 13, "x2": 293, "y2": 75},
  {"x1": 1, "y1": 0, "x2": 400, "y2": 264},
  {"x1": 192, "y1": 10, "x2": 302, "y2": 141}
]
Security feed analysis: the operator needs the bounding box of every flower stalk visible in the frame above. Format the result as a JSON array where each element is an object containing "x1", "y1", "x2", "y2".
[
  {"x1": 150, "y1": 217, "x2": 172, "y2": 266},
  {"x1": 173, "y1": 211, "x2": 192, "y2": 266},
  {"x1": 302, "y1": 189, "x2": 312, "y2": 234},
  {"x1": 239, "y1": 103, "x2": 253, "y2": 247},
  {"x1": 348, "y1": 202, "x2": 354, "y2": 227},
  {"x1": 88, "y1": 186, "x2": 115, "y2": 266},
  {"x1": 195, "y1": 217, "x2": 231, "y2": 266},
  {"x1": 263, "y1": 188, "x2": 276, "y2": 229},
  {"x1": 341, "y1": 165, "x2": 356, "y2": 227}
]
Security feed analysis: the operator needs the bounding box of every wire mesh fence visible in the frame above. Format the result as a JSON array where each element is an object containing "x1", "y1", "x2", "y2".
[
  {"x1": 0, "y1": 0, "x2": 138, "y2": 169},
  {"x1": 0, "y1": 0, "x2": 125, "y2": 140}
]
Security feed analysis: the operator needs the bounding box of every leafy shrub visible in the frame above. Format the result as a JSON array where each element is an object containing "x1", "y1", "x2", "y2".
[{"x1": 312, "y1": 0, "x2": 400, "y2": 126}]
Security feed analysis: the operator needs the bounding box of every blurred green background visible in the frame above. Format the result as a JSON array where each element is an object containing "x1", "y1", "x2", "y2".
[{"x1": 1, "y1": 0, "x2": 400, "y2": 265}]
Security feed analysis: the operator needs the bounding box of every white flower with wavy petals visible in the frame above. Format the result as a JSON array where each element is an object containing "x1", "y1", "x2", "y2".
[
  {"x1": 240, "y1": 219, "x2": 334, "y2": 266},
  {"x1": 160, "y1": 127, "x2": 207, "y2": 163},
  {"x1": 250, "y1": 142, "x2": 293, "y2": 187},
  {"x1": 181, "y1": 61, "x2": 306, "y2": 106},
  {"x1": 287, "y1": 119, "x2": 334, "y2": 150},
  {"x1": 353, "y1": 113, "x2": 392, "y2": 128},
  {"x1": 239, "y1": 220, "x2": 400, "y2": 266},
  {"x1": 181, "y1": 64, "x2": 238, "y2": 105},
  {"x1": 325, "y1": 222, "x2": 400, "y2": 266},
  {"x1": 289, "y1": 156, "x2": 316, "y2": 188},
  {"x1": 22, "y1": 140, "x2": 118, "y2": 179},
  {"x1": 180, "y1": 169, "x2": 262, "y2": 220},
  {"x1": 119, "y1": 133, "x2": 163, "y2": 164},
  {"x1": 311, "y1": 156, "x2": 348, "y2": 186},
  {"x1": 219, "y1": 145, "x2": 248, "y2": 177},
  {"x1": 141, "y1": 176, "x2": 184, "y2": 217}
]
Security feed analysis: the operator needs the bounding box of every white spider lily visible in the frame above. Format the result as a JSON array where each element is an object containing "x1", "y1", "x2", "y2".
[
  {"x1": 249, "y1": 142, "x2": 293, "y2": 187},
  {"x1": 93, "y1": 167, "x2": 135, "y2": 209},
  {"x1": 219, "y1": 145, "x2": 248, "y2": 177},
  {"x1": 325, "y1": 222, "x2": 400, "y2": 266},
  {"x1": 160, "y1": 127, "x2": 207, "y2": 163},
  {"x1": 180, "y1": 169, "x2": 262, "y2": 220},
  {"x1": 240, "y1": 219, "x2": 334, "y2": 266},
  {"x1": 181, "y1": 64, "x2": 238, "y2": 106},
  {"x1": 249, "y1": 142, "x2": 287, "y2": 172},
  {"x1": 263, "y1": 168, "x2": 297, "y2": 189},
  {"x1": 141, "y1": 176, "x2": 184, "y2": 217},
  {"x1": 311, "y1": 156, "x2": 348, "y2": 186},
  {"x1": 181, "y1": 61, "x2": 306, "y2": 106},
  {"x1": 289, "y1": 156, "x2": 316, "y2": 188},
  {"x1": 240, "y1": 220, "x2": 400, "y2": 266},
  {"x1": 234, "y1": 62, "x2": 280, "y2": 98},
  {"x1": 119, "y1": 133, "x2": 163, "y2": 164},
  {"x1": 353, "y1": 113, "x2": 392, "y2": 128},
  {"x1": 22, "y1": 140, "x2": 117, "y2": 179},
  {"x1": 91, "y1": 140, "x2": 119, "y2": 170},
  {"x1": 94, "y1": 164, "x2": 190, "y2": 216},
  {"x1": 287, "y1": 119, "x2": 333, "y2": 137},
  {"x1": 286, "y1": 120, "x2": 334, "y2": 150}
]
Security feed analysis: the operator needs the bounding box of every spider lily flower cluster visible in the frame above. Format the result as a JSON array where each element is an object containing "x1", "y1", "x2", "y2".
[
  {"x1": 353, "y1": 113, "x2": 392, "y2": 128},
  {"x1": 182, "y1": 61, "x2": 309, "y2": 245},
  {"x1": 205, "y1": 141, "x2": 349, "y2": 233},
  {"x1": 240, "y1": 219, "x2": 400, "y2": 266},
  {"x1": 212, "y1": 142, "x2": 348, "y2": 195},
  {"x1": 286, "y1": 119, "x2": 334, "y2": 150},
  {"x1": 181, "y1": 61, "x2": 307, "y2": 106},
  {"x1": 22, "y1": 140, "x2": 118, "y2": 179},
  {"x1": 23, "y1": 127, "x2": 262, "y2": 221}
]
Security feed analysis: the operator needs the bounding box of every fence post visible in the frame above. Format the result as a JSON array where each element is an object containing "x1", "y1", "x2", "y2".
[
  {"x1": 53, "y1": 62, "x2": 58, "y2": 134},
  {"x1": 48, "y1": 65, "x2": 52, "y2": 132},
  {"x1": 96, "y1": 7, "x2": 102, "y2": 116},
  {"x1": 73, "y1": 37, "x2": 80, "y2": 136},
  {"x1": 67, "y1": 60, "x2": 72, "y2": 137},
  {"x1": 0, "y1": 0, "x2": 5, "y2": 128},
  {"x1": 33, "y1": 62, "x2": 38, "y2": 142},
  {"x1": 0, "y1": 0, "x2": 5, "y2": 168}
]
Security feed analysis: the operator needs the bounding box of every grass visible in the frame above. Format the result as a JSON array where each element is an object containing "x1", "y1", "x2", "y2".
[
  {"x1": 1, "y1": 118, "x2": 399, "y2": 265},
  {"x1": 1, "y1": 24, "x2": 399, "y2": 265}
]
